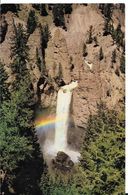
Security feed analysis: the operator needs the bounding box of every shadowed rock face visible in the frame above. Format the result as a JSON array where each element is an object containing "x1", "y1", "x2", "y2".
[{"x1": 52, "y1": 151, "x2": 74, "y2": 172}]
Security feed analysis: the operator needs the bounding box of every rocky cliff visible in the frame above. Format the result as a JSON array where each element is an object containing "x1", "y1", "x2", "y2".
[{"x1": 0, "y1": 4, "x2": 125, "y2": 147}]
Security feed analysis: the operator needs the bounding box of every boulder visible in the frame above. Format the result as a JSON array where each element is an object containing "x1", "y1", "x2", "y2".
[{"x1": 52, "y1": 151, "x2": 74, "y2": 172}]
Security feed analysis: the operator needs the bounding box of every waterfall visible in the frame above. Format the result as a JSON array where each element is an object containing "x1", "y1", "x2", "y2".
[{"x1": 55, "y1": 81, "x2": 78, "y2": 151}]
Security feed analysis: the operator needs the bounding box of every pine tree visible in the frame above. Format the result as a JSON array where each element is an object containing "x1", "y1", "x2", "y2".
[
  {"x1": 111, "y1": 49, "x2": 116, "y2": 63},
  {"x1": 36, "y1": 47, "x2": 46, "y2": 76},
  {"x1": 63, "y1": 4, "x2": 72, "y2": 14},
  {"x1": 120, "y1": 53, "x2": 125, "y2": 74},
  {"x1": 32, "y1": 4, "x2": 40, "y2": 10},
  {"x1": 0, "y1": 61, "x2": 9, "y2": 103},
  {"x1": 86, "y1": 25, "x2": 93, "y2": 44},
  {"x1": 1, "y1": 4, "x2": 20, "y2": 14},
  {"x1": 99, "y1": 47, "x2": 104, "y2": 60},
  {"x1": 83, "y1": 43, "x2": 88, "y2": 57},
  {"x1": 115, "y1": 23, "x2": 124, "y2": 47},
  {"x1": 40, "y1": 24, "x2": 50, "y2": 49},
  {"x1": 52, "y1": 5, "x2": 65, "y2": 28},
  {"x1": 27, "y1": 10, "x2": 37, "y2": 34},
  {"x1": 11, "y1": 23, "x2": 29, "y2": 82},
  {"x1": 40, "y1": 4, "x2": 48, "y2": 16},
  {"x1": 99, "y1": 4, "x2": 113, "y2": 22},
  {"x1": 103, "y1": 20, "x2": 112, "y2": 36},
  {"x1": 79, "y1": 104, "x2": 125, "y2": 194}
]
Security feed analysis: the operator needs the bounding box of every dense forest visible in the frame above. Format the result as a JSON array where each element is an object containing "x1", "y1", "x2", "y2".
[{"x1": 0, "y1": 3, "x2": 125, "y2": 195}]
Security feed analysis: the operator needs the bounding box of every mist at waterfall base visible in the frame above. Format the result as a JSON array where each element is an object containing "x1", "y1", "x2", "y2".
[{"x1": 36, "y1": 81, "x2": 80, "y2": 163}]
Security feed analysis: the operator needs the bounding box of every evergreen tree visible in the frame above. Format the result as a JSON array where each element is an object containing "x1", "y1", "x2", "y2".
[
  {"x1": 0, "y1": 61, "x2": 9, "y2": 103},
  {"x1": 0, "y1": 77, "x2": 34, "y2": 193},
  {"x1": 63, "y1": 4, "x2": 72, "y2": 14},
  {"x1": 83, "y1": 43, "x2": 88, "y2": 57},
  {"x1": 115, "y1": 23, "x2": 124, "y2": 47},
  {"x1": 52, "y1": 5, "x2": 65, "y2": 28},
  {"x1": 111, "y1": 49, "x2": 116, "y2": 63},
  {"x1": 27, "y1": 10, "x2": 37, "y2": 34},
  {"x1": 120, "y1": 53, "x2": 125, "y2": 74},
  {"x1": 40, "y1": 23, "x2": 51, "y2": 59},
  {"x1": 1, "y1": 4, "x2": 20, "y2": 14},
  {"x1": 32, "y1": 4, "x2": 48, "y2": 16},
  {"x1": 1, "y1": 21, "x2": 43, "y2": 194},
  {"x1": 99, "y1": 47, "x2": 104, "y2": 60},
  {"x1": 99, "y1": 4, "x2": 113, "y2": 22},
  {"x1": 103, "y1": 20, "x2": 112, "y2": 36},
  {"x1": 32, "y1": 4, "x2": 40, "y2": 10},
  {"x1": 86, "y1": 25, "x2": 93, "y2": 44},
  {"x1": 40, "y1": 4, "x2": 48, "y2": 16},
  {"x1": 40, "y1": 24, "x2": 50, "y2": 50},
  {"x1": 79, "y1": 104, "x2": 125, "y2": 195},
  {"x1": 11, "y1": 23, "x2": 29, "y2": 82}
]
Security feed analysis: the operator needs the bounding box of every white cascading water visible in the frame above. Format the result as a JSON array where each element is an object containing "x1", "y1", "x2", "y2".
[
  {"x1": 54, "y1": 81, "x2": 80, "y2": 161},
  {"x1": 55, "y1": 81, "x2": 78, "y2": 150},
  {"x1": 43, "y1": 81, "x2": 80, "y2": 162}
]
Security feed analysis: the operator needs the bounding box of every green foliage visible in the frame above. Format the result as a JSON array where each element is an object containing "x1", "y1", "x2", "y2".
[
  {"x1": 79, "y1": 103, "x2": 125, "y2": 195},
  {"x1": 40, "y1": 4, "x2": 48, "y2": 16},
  {"x1": 0, "y1": 78, "x2": 34, "y2": 191},
  {"x1": 27, "y1": 10, "x2": 37, "y2": 35},
  {"x1": 86, "y1": 25, "x2": 93, "y2": 44},
  {"x1": 63, "y1": 4, "x2": 72, "y2": 14},
  {"x1": 11, "y1": 23, "x2": 29, "y2": 81},
  {"x1": 1, "y1": 4, "x2": 20, "y2": 14},
  {"x1": 99, "y1": 4, "x2": 113, "y2": 22},
  {"x1": 83, "y1": 43, "x2": 88, "y2": 57},
  {"x1": 0, "y1": 61, "x2": 9, "y2": 103},
  {"x1": 52, "y1": 5, "x2": 65, "y2": 28},
  {"x1": 40, "y1": 168, "x2": 79, "y2": 195},
  {"x1": 114, "y1": 23, "x2": 124, "y2": 48},
  {"x1": 99, "y1": 47, "x2": 104, "y2": 60},
  {"x1": 0, "y1": 75, "x2": 43, "y2": 194},
  {"x1": 1, "y1": 23, "x2": 43, "y2": 194},
  {"x1": 120, "y1": 53, "x2": 125, "y2": 74},
  {"x1": 0, "y1": 121, "x2": 33, "y2": 172},
  {"x1": 32, "y1": 4, "x2": 48, "y2": 16},
  {"x1": 104, "y1": 21, "x2": 124, "y2": 49},
  {"x1": 40, "y1": 23, "x2": 50, "y2": 50},
  {"x1": 0, "y1": 78, "x2": 34, "y2": 130},
  {"x1": 111, "y1": 49, "x2": 116, "y2": 63},
  {"x1": 103, "y1": 20, "x2": 113, "y2": 36}
]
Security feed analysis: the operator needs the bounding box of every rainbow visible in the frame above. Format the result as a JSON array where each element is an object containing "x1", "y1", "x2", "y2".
[{"x1": 35, "y1": 115, "x2": 64, "y2": 128}]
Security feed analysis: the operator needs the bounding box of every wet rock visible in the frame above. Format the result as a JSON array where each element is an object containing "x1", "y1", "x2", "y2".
[{"x1": 52, "y1": 151, "x2": 74, "y2": 172}]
